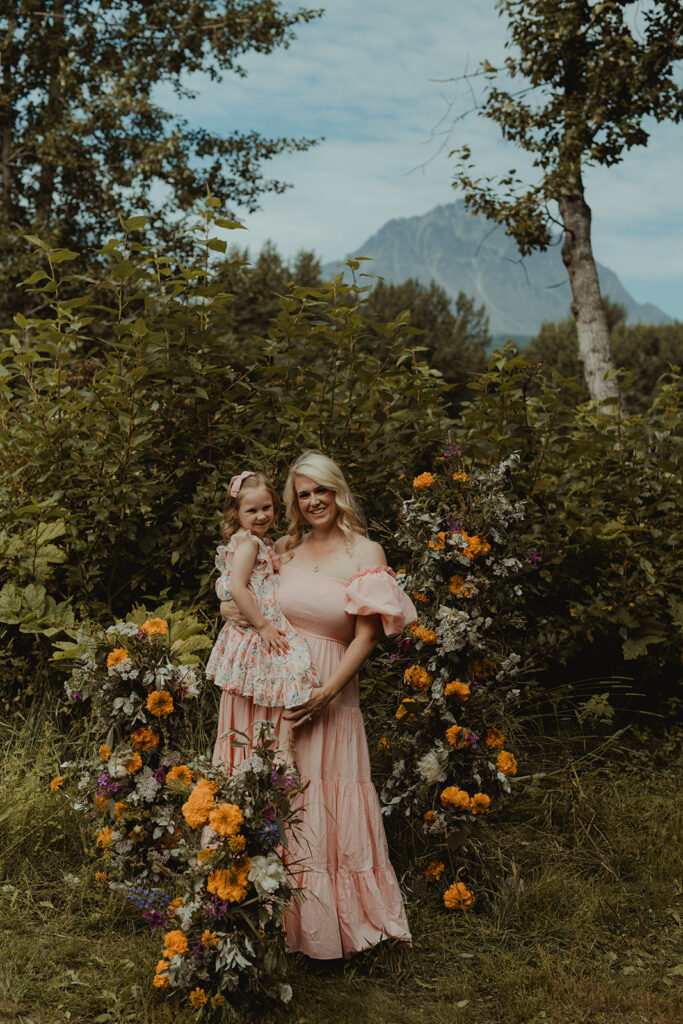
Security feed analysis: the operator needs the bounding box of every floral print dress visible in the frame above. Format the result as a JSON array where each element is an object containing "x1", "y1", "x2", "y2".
[{"x1": 205, "y1": 530, "x2": 319, "y2": 708}]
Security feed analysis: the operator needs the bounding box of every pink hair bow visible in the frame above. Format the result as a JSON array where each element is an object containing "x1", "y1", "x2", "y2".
[{"x1": 229, "y1": 471, "x2": 255, "y2": 497}]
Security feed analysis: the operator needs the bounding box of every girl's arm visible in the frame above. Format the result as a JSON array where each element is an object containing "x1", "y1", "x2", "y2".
[
  {"x1": 285, "y1": 613, "x2": 381, "y2": 725},
  {"x1": 228, "y1": 539, "x2": 289, "y2": 653}
]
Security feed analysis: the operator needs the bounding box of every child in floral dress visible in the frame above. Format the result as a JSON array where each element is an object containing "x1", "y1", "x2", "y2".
[{"x1": 206, "y1": 470, "x2": 319, "y2": 762}]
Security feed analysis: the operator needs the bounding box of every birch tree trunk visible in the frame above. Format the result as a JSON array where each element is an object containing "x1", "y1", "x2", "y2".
[{"x1": 558, "y1": 173, "x2": 618, "y2": 403}]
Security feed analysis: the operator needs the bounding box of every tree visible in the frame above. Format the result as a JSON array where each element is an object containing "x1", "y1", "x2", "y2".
[
  {"x1": 451, "y1": 0, "x2": 683, "y2": 403},
  {"x1": 0, "y1": 1, "x2": 320, "y2": 311},
  {"x1": 364, "y1": 278, "x2": 489, "y2": 407}
]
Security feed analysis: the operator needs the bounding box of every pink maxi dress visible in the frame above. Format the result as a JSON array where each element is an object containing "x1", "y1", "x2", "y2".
[{"x1": 212, "y1": 562, "x2": 417, "y2": 959}]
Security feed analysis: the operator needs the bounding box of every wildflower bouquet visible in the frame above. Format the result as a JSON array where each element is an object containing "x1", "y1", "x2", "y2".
[
  {"x1": 380, "y1": 450, "x2": 535, "y2": 909},
  {"x1": 54, "y1": 609, "x2": 212, "y2": 882},
  {"x1": 153, "y1": 739, "x2": 306, "y2": 1014}
]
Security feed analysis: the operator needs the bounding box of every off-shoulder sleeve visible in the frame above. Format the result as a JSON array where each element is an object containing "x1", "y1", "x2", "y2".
[{"x1": 345, "y1": 565, "x2": 418, "y2": 637}]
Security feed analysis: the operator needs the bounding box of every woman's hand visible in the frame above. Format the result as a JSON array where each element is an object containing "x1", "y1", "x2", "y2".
[
  {"x1": 257, "y1": 622, "x2": 289, "y2": 654},
  {"x1": 284, "y1": 686, "x2": 333, "y2": 728},
  {"x1": 219, "y1": 600, "x2": 249, "y2": 627}
]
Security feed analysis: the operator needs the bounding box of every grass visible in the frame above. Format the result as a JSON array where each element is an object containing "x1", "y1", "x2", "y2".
[{"x1": 1, "y1": 707, "x2": 681, "y2": 1024}]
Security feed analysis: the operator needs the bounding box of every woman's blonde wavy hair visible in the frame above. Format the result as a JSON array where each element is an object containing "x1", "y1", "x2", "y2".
[{"x1": 283, "y1": 451, "x2": 366, "y2": 553}]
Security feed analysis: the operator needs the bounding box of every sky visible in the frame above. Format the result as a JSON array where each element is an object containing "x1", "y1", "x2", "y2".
[{"x1": 156, "y1": 0, "x2": 683, "y2": 320}]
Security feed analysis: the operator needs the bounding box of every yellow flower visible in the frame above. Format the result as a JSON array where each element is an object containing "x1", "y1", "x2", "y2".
[
  {"x1": 107, "y1": 648, "x2": 129, "y2": 668},
  {"x1": 211, "y1": 994, "x2": 227, "y2": 1008},
  {"x1": 496, "y1": 750, "x2": 518, "y2": 777},
  {"x1": 396, "y1": 698, "x2": 417, "y2": 721},
  {"x1": 201, "y1": 929, "x2": 219, "y2": 947},
  {"x1": 452, "y1": 471, "x2": 468, "y2": 483},
  {"x1": 99, "y1": 744, "x2": 111, "y2": 762},
  {"x1": 166, "y1": 764, "x2": 194, "y2": 787},
  {"x1": 140, "y1": 617, "x2": 168, "y2": 636},
  {"x1": 125, "y1": 753, "x2": 142, "y2": 774},
  {"x1": 163, "y1": 929, "x2": 188, "y2": 960},
  {"x1": 50, "y1": 775, "x2": 64, "y2": 792},
  {"x1": 377, "y1": 736, "x2": 390, "y2": 752},
  {"x1": 189, "y1": 988, "x2": 208, "y2": 1009},
  {"x1": 131, "y1": 727, "x2": 160, "y2": 751},
  {"x1": 229, "y1": 834, "x2": 247, "y2": 854},
  {"x1": 445, "y1": 724, "x2": 470, "y2": 749},
  {"x1": 95, "y1": 871, "x2": 109, "y2": 883},
  {"x1": 96, "y1": 826, "x2": 112, "y2": 849},
  {"x1": 146, "y1": 690, "x2": 174, "y2": 718},
  {"x1": 208, "y1": 802, "x2": 244, "y2": 838},
  {"x1": 470, "y1": 793, "x2": 491, "y2": 814},
  {"x1": 412, "y1": 472, "x2": 435, "y2": 490},
  {"x1": 182, "y1": 778, "x2": 217, "y2": 828},
  {"x1": 443, "y1": 881, "x2": 475, "y2": 911},
  {"x1": 440, "y1": 787, "x2": 471, "y2": 811},
  {"x1": 444, "y1": 681, "x2": 470, "y2": 702},
  {"x1": 413, "y1": 592, "x2": 429, "y2": 604},
  {"x1": 409, "y1": 623, "x2": 438, "y2": 645},
  {"x1": 153, "y1": 959, "x2": 170, "y2": 988},
  {"x1": 484, "y1": 727, "x2": 505, "y2": 750},
  {"x1": 207, "y1": 860, "x2": 251, "y2": 903},
  {"x1": 423, "y1": 859, "x2": 445, "y2": 882},
  {"x1": 404, "y1": 665, "x2": 432, "y2": 692}
]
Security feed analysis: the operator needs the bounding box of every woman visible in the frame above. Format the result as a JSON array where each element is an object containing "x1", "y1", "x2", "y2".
[{"x1": 216, "y1": 451, "x2": 416, "y2": 959}]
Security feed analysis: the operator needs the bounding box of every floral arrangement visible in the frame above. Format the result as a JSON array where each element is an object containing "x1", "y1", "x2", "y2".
[
  {"x1": 52, "y1": 609, "x2": 306, "y2": 1016},
  {"x1": 380, "y1": 449, "x2": 534, "y2": 911}
]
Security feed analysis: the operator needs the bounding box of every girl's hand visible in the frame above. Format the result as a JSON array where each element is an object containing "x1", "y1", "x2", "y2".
[
  {"x1": 285, "y1": 686, "x2": 333, "y2": 728},
  {"x1": 220, "y1": 600, "x2": 249, "y2": 628},
  {"x1": 257, "y1": 622, "x2": 289, "y2": 653}
]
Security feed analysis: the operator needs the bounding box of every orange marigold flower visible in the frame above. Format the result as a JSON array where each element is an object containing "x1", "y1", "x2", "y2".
[
  {"x1": 496, "y1": 750, "x2": 518, "y2": 777},
  {"x1": 424, "y1": 810, "x2": 437, "y2": 822},
  {"x1": 444, "y1": 681, "x2": 470, "y2": 702},
  {"x1": 166, "y1": 897, "x2": 183, "y2": 918},
  {"x1": 208, "y1": 802, "x2": 244, "y2": 838},
  {"x1": 211, "y1": 994, "x2": 227, "y2": 1008},
  {"x1": 153, "y1": 959, "x2": 170, "y2": 988},
  {"x1": 166, "y1": 764, "x2": 194, "y2": 787},
  {"x1": 423, "y1": 859, "x2": 445, "y2": 882},
  {"x1": 445, "y1": 724, "x2": 469, "y2": 749},
  {"x1": 96, "y1": 826, "x2": 112, "y2": 849},
  {"x1": 99, "y1": 744, "x2": 111, "y2": 762},
  {"x1": 207, "y1": 861, "x2": 251, "y2": 903},
  {"x1": 473, "y1": 657, "x2": 495, "y2": 679},
  {"x1": 95, "y1": 871, "x2": 109, "y2": 883},
  {"x1": 189, "y1": 988, "x2": 208, "y2": 1009},
  {"x1": 452, "y1": 472, "x2": 469, "y2": 483},
  {"x1": 395, "y1": 698, "x2": 417, "y2": 721},
  {"x1": 413, "y1": 592, "x2": 429, "y2": 604},
  {"x1": 484, "y1": 727, "x2": 505, "y2": 749},
  {"x1": 413, "y1": 472, "x2": 435, "y2": 490},
  {"x1": 463, "y1": 535, "x2": 491, "y2": 561},
  {"x1": 377, "y1": 736, "x2": 390, "y2": 752},
  {"x1": 131, "y1": 727, "x2": 160, "y2": 751},
  {"x1": 229, "y1": 834, "x2": 247, "y2": 854},
  {"x1": 201, "y1": 929, "x2": 219, "y2": 948},
  {"x1": 93, "y1": 794, "x2": 108, "y2": 813},
  {"x1": 429, "y1": 531, "x2": 447, "y2": 552},
  {"x1": 409, "y1": 623, "x2": 438, "y2": 645},
  {"x1": 440, "y1": 787, "x2": 471, "y2": 811},
  {"x1": 114, "y1": 800, "x2": 128, "y2": 820},
  {"x1": 140, "y1": 617, "x2": 168, "y2": 636},
  {"x1": 443, "y1": 881, "x2": 475, "y2": 911},
  {"x1": 125, "y1": 753, "x2": 142, "y2": 773},
  {"x1": 470, "y1": 793, "x2": 491, "y2": 814},
  {"x1": 182, "y1": 778, "x2": 217, "y2": 828},
  {"x1": 146, "y1": 690, "x2": 174, "y2": 718},
  {"x1": 449, "y1": 574, "x2": 476, "y2": 597},
  {"x1": 107, "y1": 648, "x2": 129, "y2": 668},
  {"x1": 163, "y1": 929, "x2": 188, "y2": 960},
  {"x1": 404, "y1": 665, "x2": 432, "y2": 692},
  {"x1": 50, "y1": 775, "x2": 64, "y2": 792}
]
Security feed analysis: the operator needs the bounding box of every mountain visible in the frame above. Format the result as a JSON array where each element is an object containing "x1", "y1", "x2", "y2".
[{"x1": 322, "y1": 201, "x2": 670, "y2": 336}]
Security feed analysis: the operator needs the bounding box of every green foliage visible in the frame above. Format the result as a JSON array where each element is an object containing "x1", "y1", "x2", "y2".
[
  {"x1": 0, "y1": 205, "x2": 450, "y2": 702},
  {"x1": 0, "y1": 0, "x2": 322, "y2": 314},
  {"x1": 459, "y1": 344, "x2": 682, "y2": 691}
]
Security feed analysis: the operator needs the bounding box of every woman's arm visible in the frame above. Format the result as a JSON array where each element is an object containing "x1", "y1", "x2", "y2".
[
  {"x1": 228, "y1": 540, "x2": 288, "y2": 653},
  {"x1": 285, "y1": 613, "x2": 381, "y2": 725}
]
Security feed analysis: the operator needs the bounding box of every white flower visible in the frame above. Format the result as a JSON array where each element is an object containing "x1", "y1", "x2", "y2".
[
  {"x1": 240, "y1": 754, "x2": 265, "y2": 773},
  {"x1": 279, "y1": 984, "x2": 293, "y2": 1003},
  {"x1": 247, "y1": 853, "x2": 287, "y2": 897},
  {"x1": 416, "y1": 749, "x2": 448, "y2": 784},
  {"x1": 107, "y1": 756, "x2": 129, "y2": 779}
]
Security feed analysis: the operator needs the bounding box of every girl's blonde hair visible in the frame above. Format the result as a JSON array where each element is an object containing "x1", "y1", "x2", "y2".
[
  {"x1": 220, "y1": 472, "x2": 281, "y2": 542},
  {"x1": 283, "y1": 451, "x2": 366, "y2": 553}
]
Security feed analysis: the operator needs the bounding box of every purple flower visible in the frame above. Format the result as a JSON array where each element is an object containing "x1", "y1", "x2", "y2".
[
  {"x1": 143, "y1": 909, "x2": 167, "y2": 932},
  {"x1": 96, "y1": 772, "x2": 122, "y2": 796},
  {"x1": 154, "y1": 768, "x2": 166, "y2": 784},
  {"x1": 443, "y1": 442, "x2": 462, "y2": 465},
  {"x1": 387, "y1": 652, "x2": 399, "y2": 665},
  {"x1": 270, "y1": 769, "x2": 280, "y2": 786},
  {"x1": 72, "y1": 691, "x2": 83, "y2": 702},
  {"x1": 529, "y1": 550, "x2": 542, "y2": 566},
  {"x1": 265, "y1": 805, "x2": 276, "y2": 824}
]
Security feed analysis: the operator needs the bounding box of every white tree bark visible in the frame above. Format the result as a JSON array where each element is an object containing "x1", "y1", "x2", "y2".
[{"x1": 558, "y1": 176, "x2": 618, "y2": 403}]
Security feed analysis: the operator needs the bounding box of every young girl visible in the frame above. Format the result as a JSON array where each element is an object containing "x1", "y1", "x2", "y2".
[{"x1": 205, "y1": 470, "x2": 319, "y2": 762}]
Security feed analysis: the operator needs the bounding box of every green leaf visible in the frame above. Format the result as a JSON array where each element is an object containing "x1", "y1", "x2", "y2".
[{"x1": 123, "y1": 215, "x2": 148, "y2": 232}]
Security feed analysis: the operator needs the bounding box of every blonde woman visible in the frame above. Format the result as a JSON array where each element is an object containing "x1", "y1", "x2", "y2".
[{"x1": 217, "y1": 451, "x2": 416, "y2": 959}]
